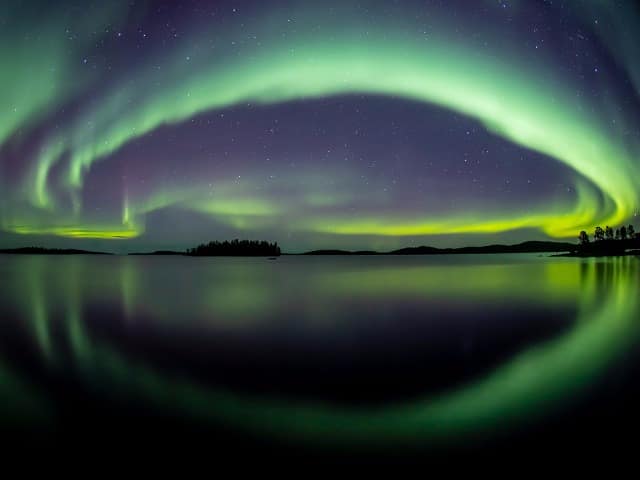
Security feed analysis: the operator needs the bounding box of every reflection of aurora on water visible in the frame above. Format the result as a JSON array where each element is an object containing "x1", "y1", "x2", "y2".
[{"x1": 0, "y1": 255, "x2": 638, "y2": 446}]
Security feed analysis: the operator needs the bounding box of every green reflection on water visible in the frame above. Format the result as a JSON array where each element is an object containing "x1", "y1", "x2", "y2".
[
  {"x1": 0, "y1": 358, "x2": 51, "y2": 426},
  {"x1": 0, "y1": 254, "x2": 638, "y2": 446}
]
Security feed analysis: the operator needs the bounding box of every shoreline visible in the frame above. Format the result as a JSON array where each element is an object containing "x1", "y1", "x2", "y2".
[
  {"x1": 552, "y1": 250, "x2": 640, "y2": 258},
  {"x1": 3, "y1": 241, "x2": 639, "y2": 258}
]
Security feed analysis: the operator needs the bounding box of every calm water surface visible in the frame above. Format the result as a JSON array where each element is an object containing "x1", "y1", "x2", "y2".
[{"x1": 0, "y1": 253, "x2": 639, "y2": 456}]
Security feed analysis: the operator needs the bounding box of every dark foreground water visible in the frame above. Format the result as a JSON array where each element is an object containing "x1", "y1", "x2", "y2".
[{"x1": 0, "y1": 253, "x2": 639, "y2": 459}]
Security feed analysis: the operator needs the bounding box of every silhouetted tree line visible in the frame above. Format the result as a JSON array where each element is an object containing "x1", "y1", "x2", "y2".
[
  {"x1": 577, "y1": 224, "x2": 639, "y2": 255},
  {"x1": 186, "y1": 239, "x2": 281, "y2": 256}
]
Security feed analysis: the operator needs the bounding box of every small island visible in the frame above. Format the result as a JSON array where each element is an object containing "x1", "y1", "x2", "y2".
[{"x1": 186, "y1": 239, "x2": 281, "y2": 257}]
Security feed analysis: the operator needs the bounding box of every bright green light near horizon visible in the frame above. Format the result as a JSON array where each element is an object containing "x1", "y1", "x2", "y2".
[
  {"x1": 299, "y1": 179, "x2": 604, "y2": 238},
  {"x1": 6, "y1": 224, "x2": 141, "y2": 240}
]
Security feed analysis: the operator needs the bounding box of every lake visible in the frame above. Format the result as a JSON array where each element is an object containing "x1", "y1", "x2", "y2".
[{"x1": 0, "y1": 253, "x2": 638, "y2": 458}]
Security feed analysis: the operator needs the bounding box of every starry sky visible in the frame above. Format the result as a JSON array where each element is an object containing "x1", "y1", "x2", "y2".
[{"x1": 1, "y1": 0, "x2": 639, "y2": 252}]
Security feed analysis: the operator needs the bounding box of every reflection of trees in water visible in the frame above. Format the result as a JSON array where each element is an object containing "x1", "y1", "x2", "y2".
[{"x1": 0, "y1": 256, "x2": 639, "y2": 446}]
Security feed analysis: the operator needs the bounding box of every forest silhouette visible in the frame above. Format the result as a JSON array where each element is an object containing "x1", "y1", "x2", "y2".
[
  {"x1": 186, "y1": 239, "x2": 281, "y2": 257},
  {"x1": 576, "y1": 224, "x2": 639, "y2": 256}
]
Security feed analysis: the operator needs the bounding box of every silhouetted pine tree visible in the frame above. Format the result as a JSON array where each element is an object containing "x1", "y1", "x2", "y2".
[
  {"x1": 579, "y1": 231, "x2": 590, "y2": 245},
  {"x1": 605, "y1": 226, "x2": 614, "y2": 240},
  {"x1": 594, "y1": 226, "x2": 605, "y2": 241}
]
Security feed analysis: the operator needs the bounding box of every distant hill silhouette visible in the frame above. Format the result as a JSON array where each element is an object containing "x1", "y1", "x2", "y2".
[
  {"x1": 129, "y1": 250, "x2": 184, "y2": 256},
  {"x1": 303, "y1": 241, "x2": 576, "y2": 255},
  {"x1": 304, "y1": 249, "x2": 378, "y2": 255}
]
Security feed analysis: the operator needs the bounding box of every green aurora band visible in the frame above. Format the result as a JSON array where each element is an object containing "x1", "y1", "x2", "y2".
[
  {"x1": 0, "y1": 1, "x2": 128, "y2": 150},
  {"x1": 2, "y1": 3, "x2": 639, "y2": 242}
]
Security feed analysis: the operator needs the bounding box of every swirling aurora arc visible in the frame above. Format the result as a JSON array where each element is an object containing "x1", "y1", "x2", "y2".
[{"x1": 1, "y1": 0, "x2": 639, "y2": 251}]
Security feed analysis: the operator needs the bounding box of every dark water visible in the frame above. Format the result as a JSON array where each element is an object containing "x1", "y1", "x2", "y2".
[{"x1": 1, "y1": 253, "x2": 639, "y2": 459}]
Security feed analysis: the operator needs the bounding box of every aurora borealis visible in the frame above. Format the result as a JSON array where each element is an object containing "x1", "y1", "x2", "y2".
[{"x1": 1, "y1": 0, "x2": 640, "y2": 252}]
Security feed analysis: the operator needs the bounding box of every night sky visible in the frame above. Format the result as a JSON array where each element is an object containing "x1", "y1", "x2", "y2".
[{"x1": 1, "y1": 0, "x2": 639, "y2": 252}]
